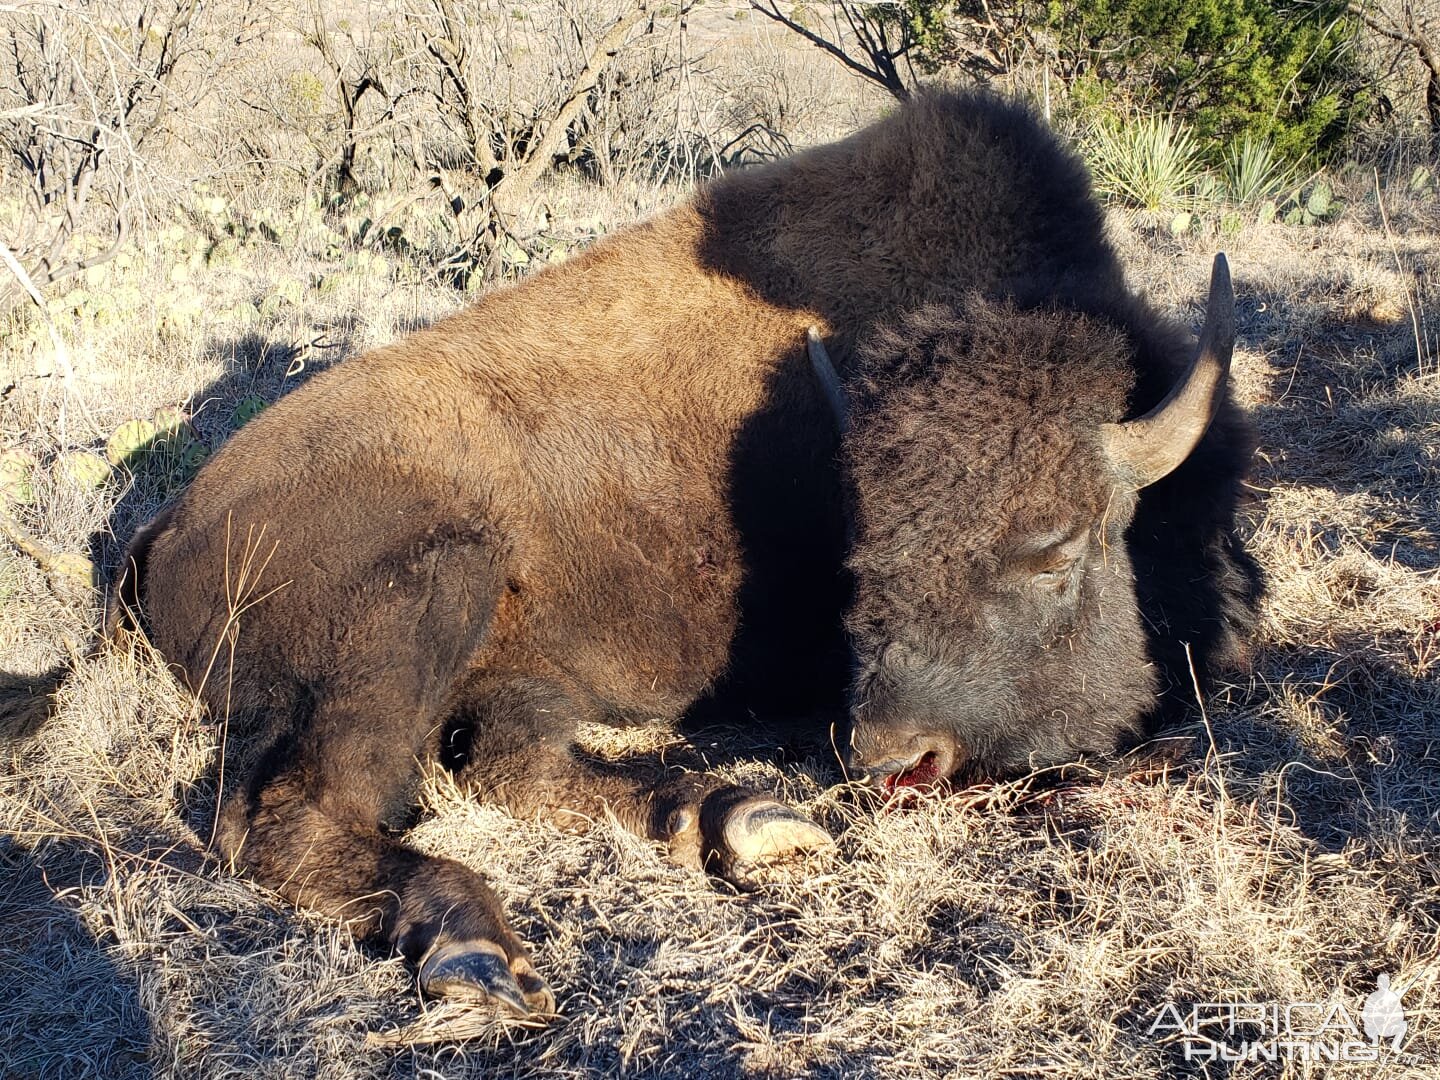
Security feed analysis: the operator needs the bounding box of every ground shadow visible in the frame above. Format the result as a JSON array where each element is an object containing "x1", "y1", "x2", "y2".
[
  {"x1": 91, "y1": 328, "x2": 344, "y2": 580},
  {"x1": 3, "y1": 328, "x2": 349, "y2": 746},
  {"x1": 1178, "y1": 275, "x2": 1440, "y2": 889},
  {"x1": 2, "y1": 328, "x2": 349, "y2": 1075},
  {"x1": 1241, "y1": 277, "x2": 1438, "y2": 570},
  {"x1": 0, "y1": 840, "x2": 154, "y2": 1080}
]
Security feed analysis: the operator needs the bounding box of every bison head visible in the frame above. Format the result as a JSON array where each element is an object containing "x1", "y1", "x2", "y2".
[{"x1": 810, "y1": 255, "x2": 1235, "y2": 792}]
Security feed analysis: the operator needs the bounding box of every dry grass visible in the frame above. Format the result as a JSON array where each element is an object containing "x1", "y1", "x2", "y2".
[{"x1": 3, "y1": 151, "x2": 1440, "y2": 1078}]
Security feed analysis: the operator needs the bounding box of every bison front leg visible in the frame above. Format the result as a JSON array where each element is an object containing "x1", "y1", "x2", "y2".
[
  {"x1": 217, "y1": 725, "x2": 554, "y2": 1015},
  {"x1": 190, "y1": 520, "x2": 559, "y2": 1013},
  {"x1": 447, "y1": 678, "x2": 834, "y2": 887}
]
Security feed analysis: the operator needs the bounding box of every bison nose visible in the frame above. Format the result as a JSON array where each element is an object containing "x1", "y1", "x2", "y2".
[{"x1": 847, "y1": 729, "x2": 960, "y2": 794}]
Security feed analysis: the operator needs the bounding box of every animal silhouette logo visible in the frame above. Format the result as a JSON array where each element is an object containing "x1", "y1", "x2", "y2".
[{"x1": 1362, "y1": 973, "x2": 1406, "y2": 1051}]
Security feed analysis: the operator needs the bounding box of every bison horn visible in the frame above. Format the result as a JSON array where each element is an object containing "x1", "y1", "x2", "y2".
[
  {"x1": 1101, "y1": 253, "x2": 1236, "y2": 487},
  {"x1": 807, "y1": 327, "x2": 848, "y2": 433}
]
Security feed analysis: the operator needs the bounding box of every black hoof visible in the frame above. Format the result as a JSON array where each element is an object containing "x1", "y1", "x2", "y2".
[{"x1": 418, "y1": 940, "x2": 554, "y2": 1016}]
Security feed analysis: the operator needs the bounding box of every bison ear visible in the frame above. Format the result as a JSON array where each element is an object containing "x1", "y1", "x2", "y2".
[
  {"x1": 1101, "y1": 252, "x2": 1235, "y2": 487},
  {"x1": 807, "y1": 327, "x2": 849, "y2": 433}
]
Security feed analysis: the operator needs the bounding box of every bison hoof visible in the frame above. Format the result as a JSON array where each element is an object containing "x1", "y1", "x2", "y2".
[
  {"x1": 712, "y1": 796, "x2": 835, "y2": 888},
  {"x1": 418, "y1": 940, "x2": 556, "y2": 1016}
]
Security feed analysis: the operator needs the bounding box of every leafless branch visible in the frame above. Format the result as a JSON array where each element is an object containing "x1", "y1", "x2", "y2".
[{"x1": 749, "y1": 0, "x2": 912, "y2": 100}]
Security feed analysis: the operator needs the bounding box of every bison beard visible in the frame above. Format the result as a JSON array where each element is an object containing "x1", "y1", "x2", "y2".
[{"x1": 95, "y1": 90, "x2": 1259, "y2": 1015}]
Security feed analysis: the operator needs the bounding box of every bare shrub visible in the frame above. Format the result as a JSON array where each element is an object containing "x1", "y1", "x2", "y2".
[
  {"x1": 401, "y1": 1, "x2": 654, "y2": 198},
  {"x1": 1350, "y1": 0, "x2": 1440, "y2": 139},
  {"x1": 710, "y1": 30, "x2": 823, "y2": 165},
  {"x1": 749, "y1": 0, "x2": 921, "y2": 100},
  {"x1": 0, "y1": 0, "x2": 259, "y2": 311},
  {"x1": 298, "y1": 1, "x2": 419, "y2": 196},
  {"x1": 580, "y1": 12, "x2": 722, "y2": 186},
  {"x1": 331, "y1": 1, "x2": 665, "y2": 283}
]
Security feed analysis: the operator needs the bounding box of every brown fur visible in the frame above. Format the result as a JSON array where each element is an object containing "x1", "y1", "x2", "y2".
[{"x1": 109, "y1": 91, "x2": 1258, "y2": 986}]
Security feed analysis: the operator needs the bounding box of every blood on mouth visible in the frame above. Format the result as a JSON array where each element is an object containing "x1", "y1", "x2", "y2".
[{"x1": 883, "y1": 750, "x2": 942, "y2": 795}]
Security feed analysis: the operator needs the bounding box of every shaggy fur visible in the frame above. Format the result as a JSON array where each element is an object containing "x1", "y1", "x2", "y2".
[
  {"x1": 72, "y1": 91, "x2": 1258, "y2": 994},
  {"x1": 843, "y1": 303, "x2": 1163, "y2": 780}
]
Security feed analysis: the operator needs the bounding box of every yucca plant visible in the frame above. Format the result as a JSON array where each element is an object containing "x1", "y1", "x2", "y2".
[
  {"x1": 1084, "y1": 115, "x2": 1207, "y2": 212},
  {"x1": 1223, "y1": 133, "x2": 1298, "y2": 206}
]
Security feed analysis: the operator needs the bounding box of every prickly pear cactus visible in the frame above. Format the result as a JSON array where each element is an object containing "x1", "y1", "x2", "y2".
[
  {"x1": 60, "y1": 450, "x2": 113, "y2": 489},
  {"x1": 232, "y1": 395, "x2": 267, "y2": 427},
  {"x1": 106, "y1": 419, "x2": 158, "y2": 466},
  {"x1": 0, "y1": 449, "x2": 37, "y2": 507},
  {"x1": 152, "y1": 406, "x2": 189, "y2": 439}
]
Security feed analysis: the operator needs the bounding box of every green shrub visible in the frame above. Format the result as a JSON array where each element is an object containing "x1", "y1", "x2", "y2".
[
  {"x1": 1055, "y1": 0, "x2": 1361, "y2": 161},
  {"x1": 1084, "y1": 116, "x2": 1207, "y2": 211},
  {"x1": 892, "y1": 0, "x2": 1366, "y2": 162},
  {"x1": 1223, "y1": 134, "x2": 1298, "y2": 206}
]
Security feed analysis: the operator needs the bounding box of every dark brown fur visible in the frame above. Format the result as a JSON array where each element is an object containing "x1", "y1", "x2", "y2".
[
  {"x1": 842, "y1": 303, "x2": 1163, "y2": 780},
  {"x1": 104, "y1": 92, "x2": 1258, "y2": 991}
]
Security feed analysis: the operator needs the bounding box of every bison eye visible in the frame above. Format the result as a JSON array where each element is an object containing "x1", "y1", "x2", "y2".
[
  {"x1": 1013, "y1": 526, "x2": 1090, "y2": 594},
  {"x1": 1029, "y1": 563, "x2": 1078, "y2": 592}
]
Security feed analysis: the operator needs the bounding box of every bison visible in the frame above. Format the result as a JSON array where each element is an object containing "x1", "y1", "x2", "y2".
[{"x1": 103, "y1": 91, "x2": 1259, "y2": 1013}]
